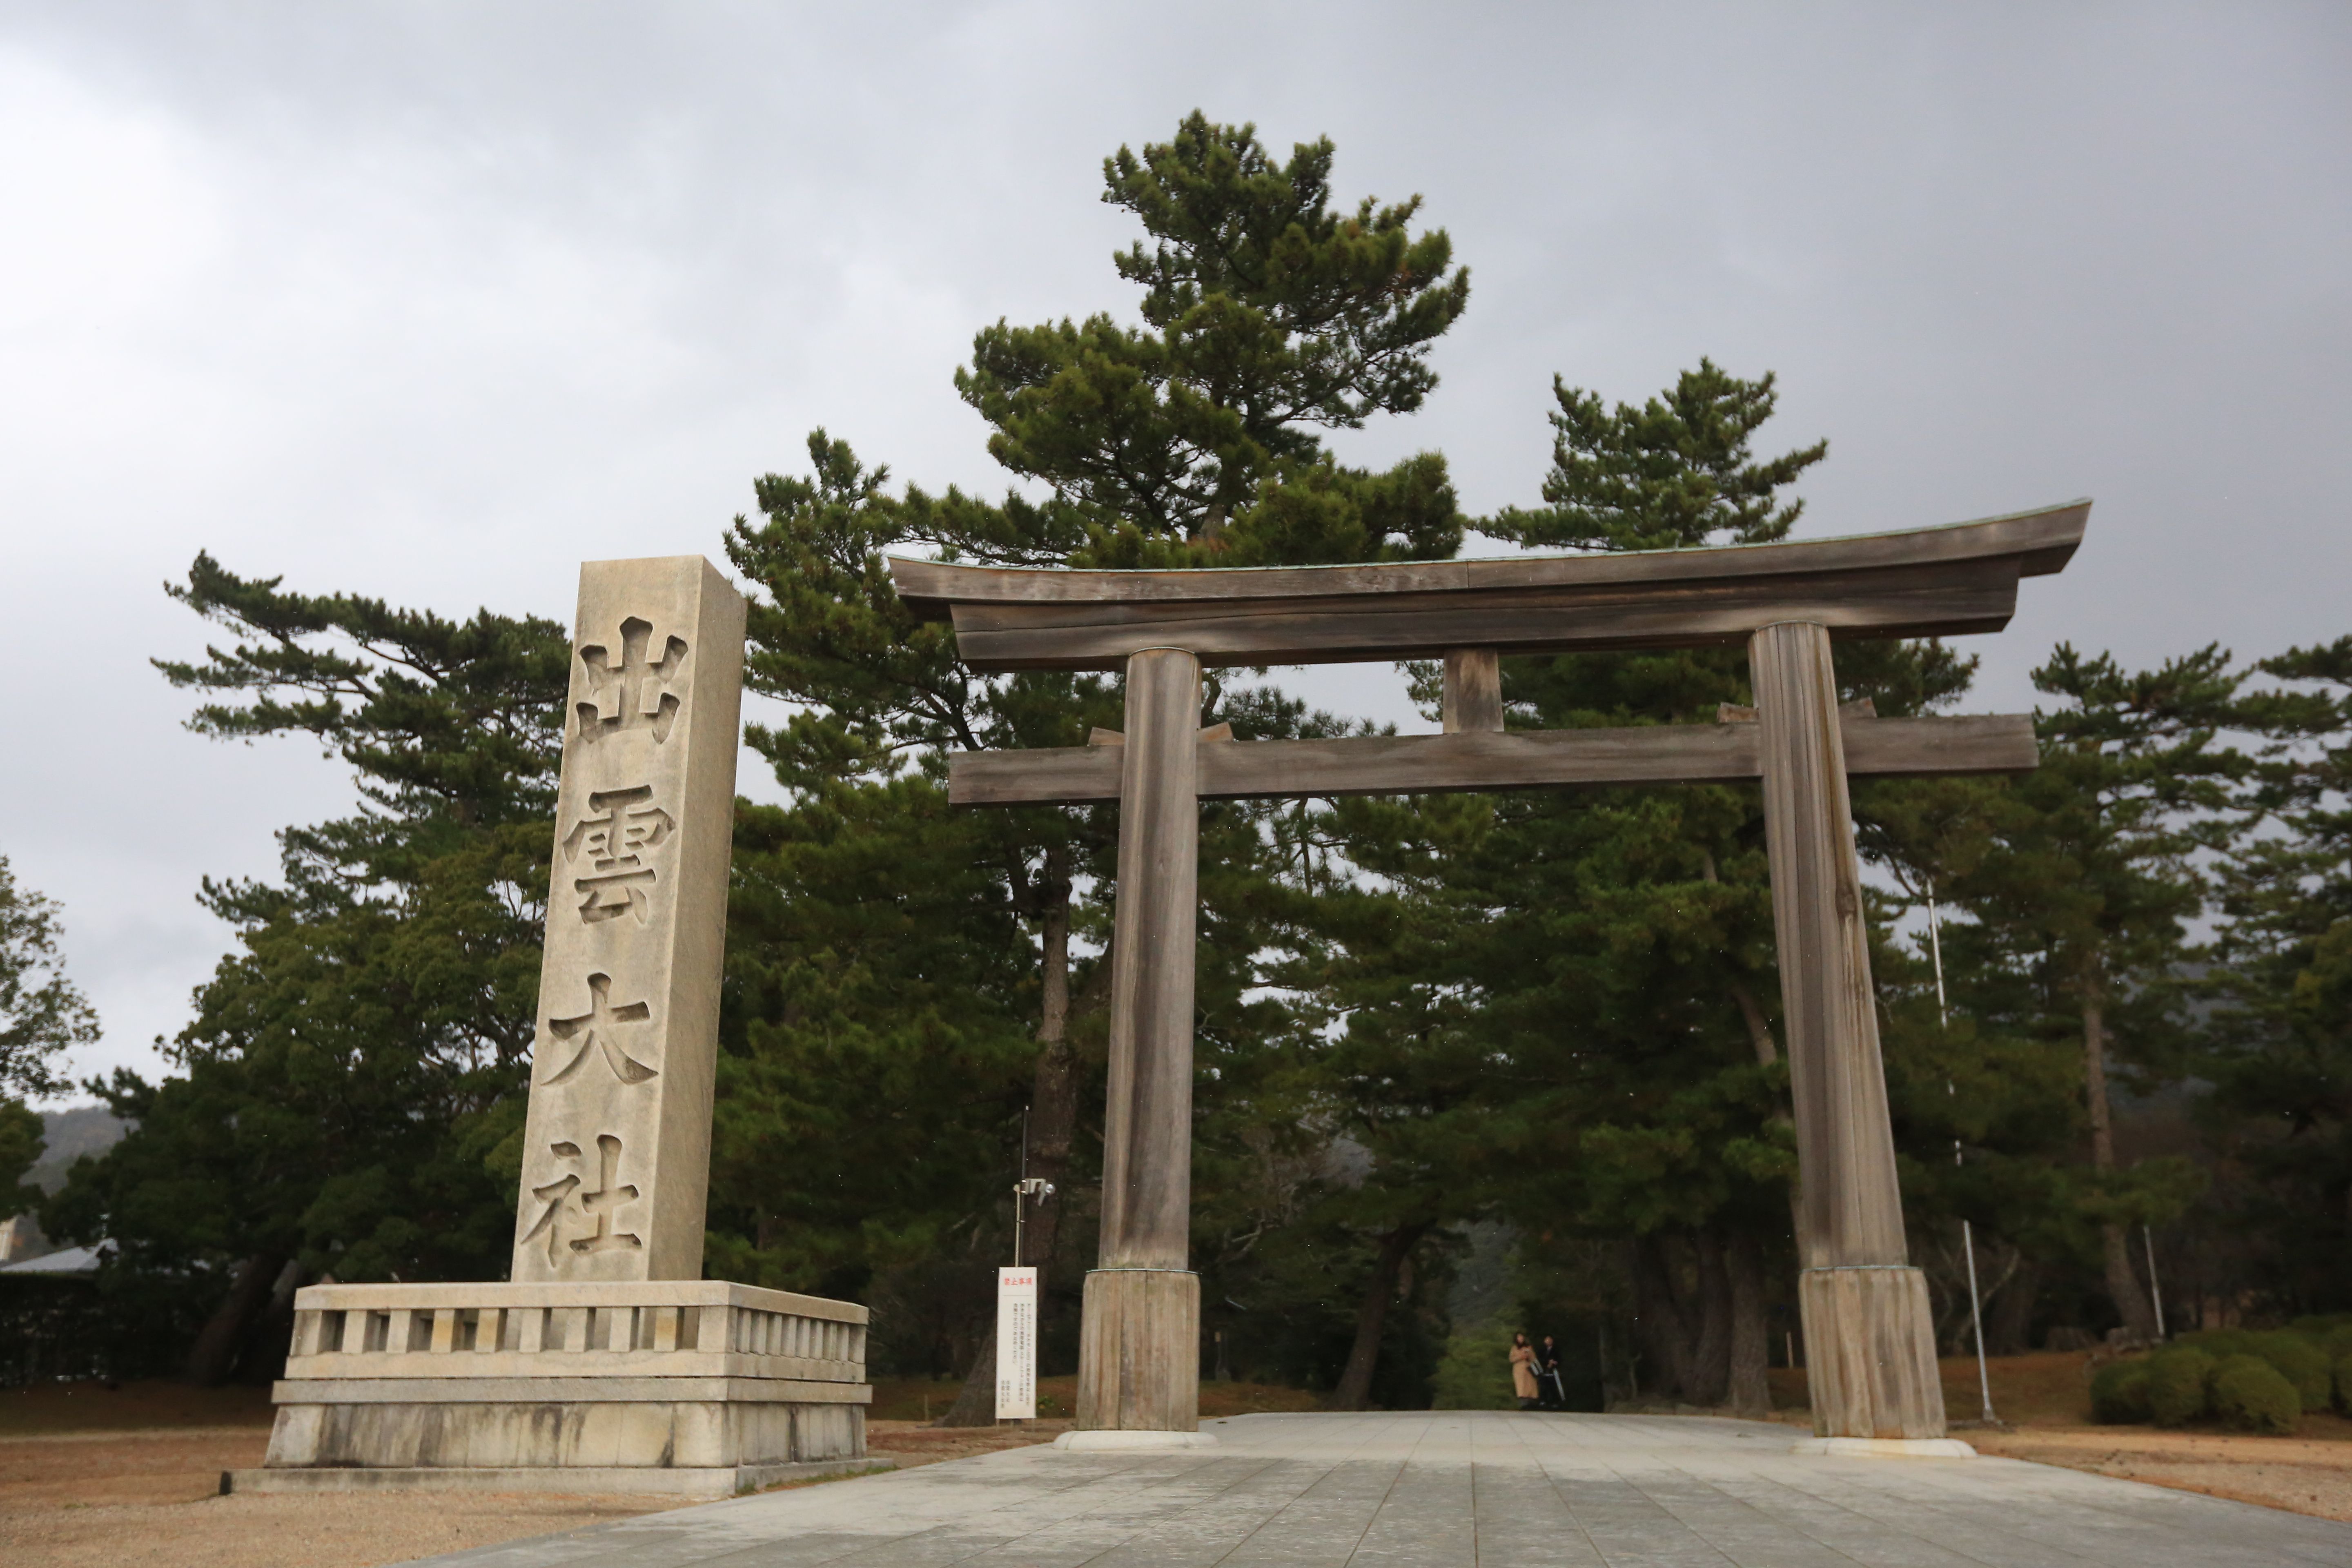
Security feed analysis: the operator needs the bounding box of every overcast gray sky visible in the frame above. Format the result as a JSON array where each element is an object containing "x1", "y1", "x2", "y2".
[{"x1": 4, "y1": 2, "x2": 2345, "y2": 1099}]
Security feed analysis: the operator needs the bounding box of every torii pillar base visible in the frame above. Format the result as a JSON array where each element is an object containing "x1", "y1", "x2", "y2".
[
  {"x1": 1078, "y1": 1269, "x2": 1200, "y2": 1433},
  {"x1": 1797, "y1": 1266, "x2": 1946, "y2": 1440}
]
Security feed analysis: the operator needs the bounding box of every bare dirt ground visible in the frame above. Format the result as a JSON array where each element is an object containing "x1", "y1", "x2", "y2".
[
  {"x1": 1970, "y1": 1425, "x2": 2352, "y2": 1522},
  {"x1": 0, "y1": 1382, "x2": 1106, "y2": 1568},
  {"x1": 0, "y1": 1425, "x2": 693, "y2": 1568},
  {"x1": 1769, "y1": 1350, "x2": 2352, "y2": 1524}
]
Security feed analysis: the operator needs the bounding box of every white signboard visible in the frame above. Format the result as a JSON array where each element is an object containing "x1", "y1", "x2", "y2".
[{"x1": 995, "y1": 1265, "x2": 1038, "y2": 1420}]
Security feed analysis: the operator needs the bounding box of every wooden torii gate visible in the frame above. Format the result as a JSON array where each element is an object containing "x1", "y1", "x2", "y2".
[{"x1": 890, "y1": 499, "x2": 2087, "y2": 1442}]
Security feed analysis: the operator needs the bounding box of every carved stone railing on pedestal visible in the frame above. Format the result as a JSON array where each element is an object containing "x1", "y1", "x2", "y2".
[{"x1": 283, "y1": 1281, "x2": 868, "y2": 1383}]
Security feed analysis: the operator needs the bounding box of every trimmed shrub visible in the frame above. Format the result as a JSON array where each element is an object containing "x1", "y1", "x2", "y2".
[
  {"x1": 2090, "y1": 1360, "x2": 2151, "y2": 1424},
  {"x1": 2179, "y1": 1329, "x2": 2254, "y2": 1362},
  {"x1": 2334, "y1": 1354, "x2": 2352, "y2": 1414},
  {"x1": 2145, "y1": 1348, "x2": 2214, "y2": 1426},
  {"x1": 2213, "y1": 1355, "x2": 2299, "y2": 1434},
  {"x1": 2251, "y1": 1332, "x2": 2333, "y2": 1410},
  {"x1": 2324, "y1": 1325, "x2": 2352, "y2": 1365}
]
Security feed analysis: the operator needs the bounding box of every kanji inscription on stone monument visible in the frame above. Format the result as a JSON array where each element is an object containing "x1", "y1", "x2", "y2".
[
  {"x1": 510, "y1": 556, "x2": 746, "y2": 1284},
  {"x1": 561, "y1": 784, "x2": 676, "y2": 924},
  {"x1": 541, "y1": 973, "x2": 657, "y2": 1086}
]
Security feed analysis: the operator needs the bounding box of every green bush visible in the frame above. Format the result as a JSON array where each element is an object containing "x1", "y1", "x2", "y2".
[
  {"x1": 2251, "y1": 1332, "x2": 2333, "y2": 1410},
  {"x1": 2179, "y1": 1329, "x2": 2253, "y2": 1362},
  {"x1": 2324, "y1": 1325, "x2": 2352, "y2": 1367},
  {"x1": 2212, "y1": 1355, "x2": 2299, "y2": 1434},
  {"x1": 2334, "y1": 1353, "x2": 2352, "y2": 1414},
  {"x1": 2089, "y1": 1360, "x2": 2151, "y2": 1424},
  {"x1": 2145, "y1": 1348, "x2": 2214, "y2": 1426}
]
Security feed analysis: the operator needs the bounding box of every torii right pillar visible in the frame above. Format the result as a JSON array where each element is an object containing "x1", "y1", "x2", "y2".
[{"x1": 1751, "y1": 620, "x2": 1948, "y2": 1439}]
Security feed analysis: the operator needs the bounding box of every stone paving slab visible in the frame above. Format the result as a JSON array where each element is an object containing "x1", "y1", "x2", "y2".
[{"x1": 401, "y1": 1410, "x2": 2352, "y2": 1567}]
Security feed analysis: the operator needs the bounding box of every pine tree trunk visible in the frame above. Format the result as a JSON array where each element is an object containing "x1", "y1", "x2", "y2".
[
  {"x1": 2081, "y1": 971, "x2": 2158, "y2": 1342},
  {"x1": 1985, "y1": 1255, "x2": 2040, "y2": 1355},
  {"x1": 183, "y1": 1250, "x2": 285, "y2": 1386},
  {"x1": 1630, "y1": 1234, "x2": 1696, "y2": 1402},
  {"x1": 939, "y1": 873, "x2": 1078, "y2": 1427},
  {"x1": 1326, "y1": 1223, "x2": 1427, "y2": 1410},
  {"x1": 1688, "y1": 1228, "x2": 1733, "y2": 1407},
  {"x1": 1726, "y1": 1232, "x2": 1771, "y2": 1418}
]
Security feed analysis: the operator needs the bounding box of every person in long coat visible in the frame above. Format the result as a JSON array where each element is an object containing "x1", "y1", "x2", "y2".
[{"x1": 1509, "y1": 1332, "x2": 1540, "y2": 1410}]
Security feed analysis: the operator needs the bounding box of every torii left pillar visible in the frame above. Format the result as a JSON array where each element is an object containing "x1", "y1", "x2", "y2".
[{"x1": 1077, "y1": 648, "x2": 1203, "y2": 1432}]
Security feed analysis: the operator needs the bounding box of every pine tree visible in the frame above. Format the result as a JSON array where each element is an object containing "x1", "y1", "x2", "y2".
[
  {"x1": 723, "y1": 112, "x2": 1476, "y2": 1416},
  {"x1": 0, "y1": 855, "x2": 102, "y2": 1101},
  {"x1": 1947, "y1": 645, "x2": 2244, "y2": 1340},
  {"x1": 949, "y1": 110, "x2": 1469, "y2": 566},
  {"x1": 49, "y1": 555, "x2": 568, "y2": 1381},
  {"x1": 2209, "y1": 637, "x2": 2352, "y2": 1310}
]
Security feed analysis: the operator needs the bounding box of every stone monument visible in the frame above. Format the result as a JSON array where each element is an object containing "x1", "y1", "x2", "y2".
[{"x1": 235, "y1": 556, "x2": 881, "y2": 1497}]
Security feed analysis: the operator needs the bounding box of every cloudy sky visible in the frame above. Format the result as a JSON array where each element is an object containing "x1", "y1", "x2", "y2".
[{"x1": 3, "y1": 3, "x2": 2345, "y2": 1098}]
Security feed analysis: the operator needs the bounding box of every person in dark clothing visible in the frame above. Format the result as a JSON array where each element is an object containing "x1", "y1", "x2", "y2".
[{"x1": 1536, "y1": 1335, "x2": 1566, "y2": 1410}]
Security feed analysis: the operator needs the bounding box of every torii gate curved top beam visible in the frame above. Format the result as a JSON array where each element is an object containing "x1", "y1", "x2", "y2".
[{"x1": 889, "y1": 499, "x2": 2087, "y2": 671}]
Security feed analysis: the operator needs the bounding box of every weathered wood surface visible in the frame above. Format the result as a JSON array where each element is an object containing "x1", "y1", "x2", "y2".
[
  {"x1": 1078, "y1": 1269, "x2": 1200, "y2": 1433},
  {"x1": 949, "y1": 713, "x2": 2038, "y2": 806},
  {"x1": 890, "y1": 502, "x2": 2088, "y2": 671},
  {"x1": 1753, "y1": 620, "x2": 1944, "y2": 1439},
  {"x1": 1752, "y1": 622, "x2": 1911, "y2": 1271},
  {"x1": 1080, "y1": 649, "x2": 1205, "y2": 1433},
  {"x1": 1799, "y1": 1266, "x2": 1949, "y2": 1440},
  {"x1": 1096, "y1": 650, "x2": 1199, "y2": 1274},
  {"x1": 1442, "y1": 649, "x2": 1503, "y2": 733}
]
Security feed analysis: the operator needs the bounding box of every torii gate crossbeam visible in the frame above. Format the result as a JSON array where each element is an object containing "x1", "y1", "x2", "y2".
[{"x1": 889, "y1": 500, "x2": 2087, "y2": 1443}]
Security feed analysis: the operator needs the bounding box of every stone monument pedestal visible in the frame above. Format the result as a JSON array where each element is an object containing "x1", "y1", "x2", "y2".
[{"x1": 229, "y1": 1280, "x2": 880, "y2": 1498}]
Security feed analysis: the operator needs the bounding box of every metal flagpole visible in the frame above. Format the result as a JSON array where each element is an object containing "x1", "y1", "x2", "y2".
[
  {"x1": 1930, "y1": 882, "x2": 1997, "y2": 1424},
  {"x1": 1013, "y1": 1106, "x2": 1028, "y2": 1268}
]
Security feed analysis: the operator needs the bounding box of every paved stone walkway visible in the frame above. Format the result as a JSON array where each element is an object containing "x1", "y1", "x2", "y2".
[{"x1": 410, "y1": 1410, "x2": 2352, "y2": 1566}]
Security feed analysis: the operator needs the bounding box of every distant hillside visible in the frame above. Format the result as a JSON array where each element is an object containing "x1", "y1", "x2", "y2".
[{"x1": 27, "y1": 1104, "x2": 128, "y2": 1195}]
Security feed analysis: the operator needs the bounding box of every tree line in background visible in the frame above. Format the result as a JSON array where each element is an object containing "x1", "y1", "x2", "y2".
[{"x1": 9, "y1": 116, "x2": 2352, "y2": 1414}]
